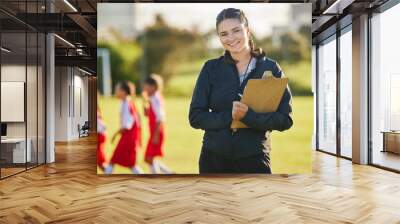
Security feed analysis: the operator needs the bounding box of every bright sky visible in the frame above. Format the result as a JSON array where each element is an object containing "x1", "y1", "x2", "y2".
[{"x1": 134, "y1": 3, "x2": 292, "y2": 38}]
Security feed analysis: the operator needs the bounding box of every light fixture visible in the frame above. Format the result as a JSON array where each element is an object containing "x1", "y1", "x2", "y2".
[
  {"x1": 322, "y1": 0, "x2": 349, "y2": 15},
  {"x1": 1, "y1": 47, "x2": 11, "y2": 53},
  {"x1": 54, "y1": 34, "x2": 75, "y2": 48},
  {"x1": 78, "y1": 67, "x2": 92, "y2": 76},
  {"x1": 76, "y1": 49, "x2": 84, "y2": 55},
  {"x1": 63, "y1": 0, "x2": 78, "y2": 12}
]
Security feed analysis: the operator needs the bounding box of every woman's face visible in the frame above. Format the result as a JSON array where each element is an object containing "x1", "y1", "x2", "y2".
[{"x1": 217, "y1": 18, "x2": 250, "y2": 54}]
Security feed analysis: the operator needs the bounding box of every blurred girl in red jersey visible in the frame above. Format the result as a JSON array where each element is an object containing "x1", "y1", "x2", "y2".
[
  {"x1": 142, "y1": 74, "x2": 173, "y2": 174},
  {"x1": 104, "y1": 81, "x2": 143, "y2": 174}
]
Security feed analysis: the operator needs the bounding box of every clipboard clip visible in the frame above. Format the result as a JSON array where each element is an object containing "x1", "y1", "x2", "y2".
[
  {"x1": 262, "y1": 71, "x2": 273, "y2": 79},
  {"x1": 231, "y1": 128, "x2": 237, "y2": 135}
]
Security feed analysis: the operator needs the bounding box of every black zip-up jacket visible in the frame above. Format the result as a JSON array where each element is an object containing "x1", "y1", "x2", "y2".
[{"x1": 189, "y1": 54, "x2": 293, "y2": 159}]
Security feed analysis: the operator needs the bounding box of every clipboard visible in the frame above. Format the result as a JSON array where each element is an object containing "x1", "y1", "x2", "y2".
[{"x1": 231, "y1": 71, "x2": 289, "y2": 129}]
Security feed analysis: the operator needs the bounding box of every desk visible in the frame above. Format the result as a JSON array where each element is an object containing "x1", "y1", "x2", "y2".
[
  {"x1": 1, "y1": 138, "x2": 31, "y2": 163},
  {"x1": 381, "y1": 131, "x2": 400, "y2": 155}
]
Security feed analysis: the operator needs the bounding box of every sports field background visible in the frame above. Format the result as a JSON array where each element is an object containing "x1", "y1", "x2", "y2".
[{"x1": 98, "y1": 60, "x2": 313, "y2": 174}]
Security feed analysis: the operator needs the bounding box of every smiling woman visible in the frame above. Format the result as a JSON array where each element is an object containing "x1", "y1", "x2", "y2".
[
  {"x1": 216, "y1": 8, "x2": 263, "y2": 64},
  {"x1": 189, "y1": 8, "x2": 293, "y2": 174}
]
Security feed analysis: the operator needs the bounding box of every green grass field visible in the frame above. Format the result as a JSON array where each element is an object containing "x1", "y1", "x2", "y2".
[
  {"x1": 98, "y1": 96, "x2": 312, "y2": 174},
  {"x1": 165, "y1": 60, "x2": 312, "y2": 97}
]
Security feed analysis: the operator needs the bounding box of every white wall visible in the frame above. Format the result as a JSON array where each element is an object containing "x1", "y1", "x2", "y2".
[
  {"x1": 54, "y1": 67, "x2": 89, "y2": 141},
  {"x1": 71, "y1": 71, "x2": 89, "y2": 139},
  {"x1": 54, "y1": 66, "x2": 69, "y2": 141},
  {"x1": 1, "y1": 63, "x2": 46, "y2": 164},
  {"x1": 1, "y1": 65, "x2": 26, "y2": 138}
]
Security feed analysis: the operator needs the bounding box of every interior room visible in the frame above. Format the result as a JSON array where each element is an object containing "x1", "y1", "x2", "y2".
[
  {"x1": 0, "y1": 12, "x2": 46, "y2": 177},
  {"x1": 0, "y1": 0, "x2": 97, "y2": 179},
  {"x1": 313, "y1": 0, "x2": 400, "y2": 172}
]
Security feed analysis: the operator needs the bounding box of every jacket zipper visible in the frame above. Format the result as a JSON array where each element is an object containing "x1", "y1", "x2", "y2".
[{"x1": 231, "y1": 64, "x2": 240, "y2": 136}]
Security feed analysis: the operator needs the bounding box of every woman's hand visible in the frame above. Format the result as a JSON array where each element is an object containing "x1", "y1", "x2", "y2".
[{"x1": 232, "y1": 101, "x2": 248, "y2": 120}]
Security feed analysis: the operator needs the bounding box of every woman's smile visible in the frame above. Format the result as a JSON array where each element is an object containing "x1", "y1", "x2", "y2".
[
  {"x1": 227, "y1": 40, "x2": 240, "y2": 48},
  {"x1": 226, "y1": 39, "x2": 244, "y2": 52}
]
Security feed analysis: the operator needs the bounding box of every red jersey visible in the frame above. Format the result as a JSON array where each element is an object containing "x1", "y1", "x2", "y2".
[
  {"x1": 110, "y1": 99, "x2": 141, "y2": 167},
  {"x1": 145, "y1": 92, "x2": 165, "y2": 157}
]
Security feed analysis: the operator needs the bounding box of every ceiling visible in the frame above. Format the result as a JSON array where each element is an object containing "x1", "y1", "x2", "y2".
[
  {"x1": 0, "y1": 0, "x2": 99, "y2": 74},
  {"x1": 309, "y1": 0, "x2": 389, "y2": 43}
]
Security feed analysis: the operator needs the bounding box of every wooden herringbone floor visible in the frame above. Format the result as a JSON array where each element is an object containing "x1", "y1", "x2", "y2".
[{"x1": 1, "y1": 135, "x2": 400, "y2": 224}]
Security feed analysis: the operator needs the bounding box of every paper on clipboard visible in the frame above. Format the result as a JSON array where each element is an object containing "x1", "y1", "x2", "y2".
[{"x1": 231, "y1": 71, "x2": 289, "y2": 129}]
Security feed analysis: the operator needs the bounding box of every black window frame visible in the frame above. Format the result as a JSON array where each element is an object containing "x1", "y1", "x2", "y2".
[
  {"x1": 314, "y1": 15, "x2": 353, "y2": 161},
  {"x1": 0, "y1": 0, "x2": 47, "y2": 180}
]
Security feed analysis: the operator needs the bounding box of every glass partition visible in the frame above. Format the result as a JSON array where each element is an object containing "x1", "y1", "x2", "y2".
[
  {"x1": 371, "y1": 3, "x2": 400, "y2": 171},
  {"x1": 1, "y1": 30, "x2": 28, "y2": 177},
  {"x1": 317, "y1": 35, "x2": 337, "y2": 154},
  {"x1": 38, "y1": 32, "x2": 45, "y2": 165},
  {"x1": 339, "y1": 27, "x2": 352, "y2": 158},
  {"x1": 27, "y1": 30, "x2": 38, "y2": 169},
  {"x1": 0, "y1": 1, "x2": 46, "y2": 179}
]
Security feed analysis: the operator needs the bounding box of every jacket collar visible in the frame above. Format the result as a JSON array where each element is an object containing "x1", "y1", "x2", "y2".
[
  {"x1": 223, "y1": 51, "x2": 235, "y2": 64},
  {"x1": 223, "y1": 51, "x2": 266, "y2": 76},
  {"x1": 223, "y1": 50, "x2": 265, "y2": 64}
]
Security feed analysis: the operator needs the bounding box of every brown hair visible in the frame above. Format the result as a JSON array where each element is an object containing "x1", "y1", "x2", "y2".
[
  {"x1": 216, "y1": 8, "x2": 264, "y2": 63},
  {"x1": 144, "y1": 73, "x2": 164, "y2": 92},
  {"x1": 117, "y1": 80, "x2": 135, "y2": 97}
]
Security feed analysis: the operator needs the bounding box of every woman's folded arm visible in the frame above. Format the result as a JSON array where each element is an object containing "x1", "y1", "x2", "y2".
[
  {"x1": 189, "y1": 62, "x2": 232, "y2": 130},
  {"x1": 189, "y1": 108, "x2": 232, "y2": 130}
]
